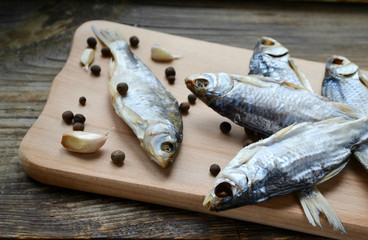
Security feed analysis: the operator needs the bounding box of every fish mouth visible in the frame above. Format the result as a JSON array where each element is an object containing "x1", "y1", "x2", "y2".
[
  {"x1": 327, "y1": 55, "x2": 359, "y2": 76},
  {"x1": 203, "y1": 180, "x2": 236, "y2": 212}
]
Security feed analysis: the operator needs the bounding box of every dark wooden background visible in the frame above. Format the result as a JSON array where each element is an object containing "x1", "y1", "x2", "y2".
[{"x1": 1, "y1": 0, "x2": 368, "y2": 239}]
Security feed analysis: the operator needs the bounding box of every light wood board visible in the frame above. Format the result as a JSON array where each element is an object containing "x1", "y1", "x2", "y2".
[{"x1": 19, "y1": 20, "x2": 368, "y2": 239}]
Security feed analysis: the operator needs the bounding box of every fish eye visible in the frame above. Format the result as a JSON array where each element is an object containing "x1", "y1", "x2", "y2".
[
  {"x1": 161, "y1": 142, "x2": 174, "y2": 153},
  {"x1": 195, "y1": 79, "x2": 209, "y2": 88},
  {"x1": 215, "y1": 182, "x2": 233, "y2": 198},
  {"x1": 332, "y1": 58, "x2": 344, "y2": 65},
  {"x1": 261, "y1": 38, "x2": 275, "y2": 46}
]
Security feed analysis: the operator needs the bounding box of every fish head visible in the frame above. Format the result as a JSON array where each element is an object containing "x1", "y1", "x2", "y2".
[
  {"x1": 325, "y1": 55, "x2": 359, "y2": 78},
  {"x1": 254, "y1": 36, "x2": 289, "y2": 57},
  {"x1": 203, "y1": 168, "x2": 253, "y2": 211},
  {"x1": 143, "y1": 122, "x2": 182, "y2": 168},
  {"x1": 185, "y1": 73, "x2": 234, "y2": 104}
]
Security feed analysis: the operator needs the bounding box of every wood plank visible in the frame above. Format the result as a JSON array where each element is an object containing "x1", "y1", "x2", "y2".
[{"x1": 19, "y1": 20, "x2": 368, "y2": 240}]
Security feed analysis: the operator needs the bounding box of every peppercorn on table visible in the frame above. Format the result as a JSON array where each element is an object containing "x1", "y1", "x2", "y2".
[
  {"x1": 3, "y1": 1, "x2": 368, "y2": 239},
  {"x1": 18, "y1": 20, "x2": 368, "y2": 240}
]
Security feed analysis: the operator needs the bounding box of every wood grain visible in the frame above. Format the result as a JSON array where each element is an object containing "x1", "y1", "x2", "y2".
[
  {"x1": 18, "y1": 20, "x2": 368, "y2": 240},
  {"x1": 2, "y1": 1, "x2": 368, "y2": 239}
]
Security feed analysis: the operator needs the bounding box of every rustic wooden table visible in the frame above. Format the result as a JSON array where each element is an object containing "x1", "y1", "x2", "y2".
[{"x1": 1, "y1": 1, "x2": 368, "y2": 239}]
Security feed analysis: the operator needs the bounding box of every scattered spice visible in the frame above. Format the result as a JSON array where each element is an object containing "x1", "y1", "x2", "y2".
[
  {"x1": 87, "y1": 37, "x2": 97, "y2": 49},
  {"x1": 80, "y1": 48, "x2": 95, "y2": 71},
  {"x1": 73, "y1": 113, "x2": 86, "y2": 124},
  {"x1": 210, "y1": 164, "x2": 221, "y2": 177},
  {"x1": 167, "y1": 75, "x2": 175, "y2": 84},
  {"x1": 129, "y1": 36, "x2": 139, "y2": 48},
  {"x1": 101, "y1": 46, "x2": 111, "y2": 57},
  {"x1": 61, "y1": 129, "x2": 113, "y2": 153},
  {"x1": 111, "y1": 150, "x2": 125, "y2": 166},
  {"x1": 165, "y1": 67, "x2": 176, "y2": 78},
  {"x1": 151, "y1": 44, "x2": 180, "y2": 61},
  {"x1": 220, "y1": 121, "x2": 231, "y2": 134},
  {"x1": 179, "y1": 102, "x2": 190, "y2": 114},
  {"x1": 90, "y1": 65, "x2": 101, "y2": 76},
  {"x1": 117, "y1": 82, "x2": 129, "y2": 96},
  {"x1": 62, "y1": 111, "x2": 74, "y2": 125},
  {"x1": 188, "y1": 94, "x2": 197, "y2": 104},
  {"x1": 73, "y1": 122, "x2": 85, "y2": 131},
  {"x1": 79, "y1": 96, "x2": 86, "y2": 106}
]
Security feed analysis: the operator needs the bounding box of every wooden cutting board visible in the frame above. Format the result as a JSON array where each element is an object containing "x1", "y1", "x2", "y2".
[{"x1": 19, "y1": 20, "x2": 368, "y2": 239}]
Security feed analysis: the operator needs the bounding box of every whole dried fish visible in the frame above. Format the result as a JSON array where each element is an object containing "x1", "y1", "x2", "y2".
[
  {"x1": 203, "y1": 117, "x2": 368, "y2": 233},
  {"x1": 322, "y1": 55, "x2": 368, "y2": 171},
  {"x1": 92, "y1": 26, "x2": 183, "y2": 168},
  {"x1": 185, "y1": 72, "x2": 357, "y2": 136},
  {"x1": 249, "y1": 37, "x2": 314, "y2": 93}
]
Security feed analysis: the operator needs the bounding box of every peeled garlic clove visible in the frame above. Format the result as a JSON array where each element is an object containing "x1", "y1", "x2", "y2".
[
  {"x1": 61, "y1": 130, "x2": 110, "y2": 153},
  {"x1": 80, "y1": 48, "x2": 95, "y2": 71},
  {"x1": 151, "y1": 44, "x2": 181, "y2": 61}
]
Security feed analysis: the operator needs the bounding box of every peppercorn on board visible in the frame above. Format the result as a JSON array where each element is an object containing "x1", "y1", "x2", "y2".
[{"x1": 19, "y1": 20, "x2": 368, "y2": 240}]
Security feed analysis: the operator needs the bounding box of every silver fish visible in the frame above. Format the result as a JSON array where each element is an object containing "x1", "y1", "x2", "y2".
[
  {"x1": 322, "y1": 55, "x2": 368, "y2": 171},
  {"x1": 322, "y1": 55, "x2": 368, "y2": 117},
  {"x1": 249, "y1": 36, "x2": 314, "y2": 93},
  {"x1": 203, "y1": 117, "x2": 368, "y2": 233},
  {"x1": 92, "y1": 26, "x2": 183, "y2": 168},
  {"x1": 185, "y1": 72, "x2": 357, "y2": 136}
]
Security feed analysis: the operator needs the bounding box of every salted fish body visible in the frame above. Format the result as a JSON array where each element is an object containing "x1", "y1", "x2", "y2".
[
  {"x1": 92, "y1": 26, "x2": 183, "y2": 168},
  {"x1": 249, "y1": 36, "x2": 314, "y2": 93},
  {"x1": 203, "y1": 117, "x2": 368, "y2": 232},
  {"x1": 185, "y1": 72, "x2": 357, "y2": 136},
  {"x1": 322, "y1": 55, "x2": 368, "y2": 171}
]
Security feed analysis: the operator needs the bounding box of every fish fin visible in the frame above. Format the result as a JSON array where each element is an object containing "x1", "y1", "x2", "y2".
[
  {"x1": 316, "y1": 160, "x2": 348, "y2": 185},
  {"x1": 298, "y1": 187, "x2": 346, "y2": 233},
  {"x1": 282, "y1": 81, "x2": 307, "y2": 90},
  {"x1": 359, "y1": 72, "x2": 368, "y2": 88},
  {"x1": 274, "y1": 123, "x2": 296, "y2": 139},
  {"x1": 330, "y1": 102, "x2": 360, "y2": 119},
  {"x1": 353, "y1": 144, "x2": 368, "y2": 171},
  {"x1": 288, "y1": 59, "x2": 314, "y2": 93},
  {"x1": 230, "y1": 74, "x2": 281, "y2": 88},
  {"x1": 109, "y1": 58, "x2": 116, "y2": 78},
  {"x1": 91, "y1": 25, "x2": 124, "y2": 46}
]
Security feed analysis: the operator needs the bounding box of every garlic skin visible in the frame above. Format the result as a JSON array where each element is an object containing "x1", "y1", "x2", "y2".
[
  {"x1": 151, "y1": 44, "x2": 181, "y2": 61},
  {"x1": 61, "y1": 131, "x2": 107, "y2": 153},
  {"x1": 80, "y1": 48, "x2": 95, "y2": 71}
]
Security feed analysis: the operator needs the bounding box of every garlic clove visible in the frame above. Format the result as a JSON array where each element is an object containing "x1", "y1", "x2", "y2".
[
  {"x1": 80, "y1": 48, "x2": 95, "y2": 71},
  {"x1": 151, "y1": 44, "x2": 181, "y2": 61},
  {"x1": 61, "y1": 129, "x2": 111, "y2": 153}
]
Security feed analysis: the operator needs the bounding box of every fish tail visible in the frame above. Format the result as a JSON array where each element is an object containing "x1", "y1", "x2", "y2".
[
  {"x1": 91, "y1": 25, "x2": 125, "y2": 47},
  {"x1": 298, "y1": 187, "x2": 346, "y2": 233}
]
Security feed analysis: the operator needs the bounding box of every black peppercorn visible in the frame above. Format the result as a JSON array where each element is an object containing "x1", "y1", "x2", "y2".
[
  {"x1": 117, "y1": 82, "x2": 128, "y2": 96},
  {"x1": 220, "y1": 121, "x2": 231, "y2": 134},
  {"x1": 111, "y1": 150, "x2": 125, "y2": 166},
  {"x1": 188, "y1": 94, "x2": 197, "y2": 104},
  {"x1": 73, "y1": 122, "x2": 85, "y2": 131},
  {"x1": 79, "y1": 96, "x2": 86, "y2": 106},
  {"x1": 101, "y1": 46, "x2": 111, "y2": 57},
  {"x1": 87, "y1": 37, "x2": 97, "y2": 49},
  {"x1": 62, "y1": 111, "x2": 74, "y2": 125},
  {"x1": 209, "y1": 164, "x2": 221, "y2": 177},
  {"x1": 90, "y1": 65, "x2": 101, "y2": 76},
  {"x1": 129, "y1": 36, "x2": 139, "y2": 48},
  {"x1": 165, "y1": 67, "x2": 176, "y2": 78},
  {"x1": 179, "y1": 102, "x2": 190, "y2": 114},
  {"x1": 73, "y1": 113, "x2": 86, "y2": 124}
]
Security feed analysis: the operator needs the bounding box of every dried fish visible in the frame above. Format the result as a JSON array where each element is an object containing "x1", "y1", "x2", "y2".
[
  {"x1": 204, "y1": 117, "x2": 368, "y2": 233},
  {"x1": 185, "y1": 72, "x2": 357, "y2": 136},
  {"x1": 92, "y1": 26, "x2": 183, "y2": 168},
  {"x1": 249, "y1": 37, "x2": 314, "y2": 93}
]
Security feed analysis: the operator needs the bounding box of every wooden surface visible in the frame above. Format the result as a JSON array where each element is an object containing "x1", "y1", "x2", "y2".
[{"x1": 2, "y1": 1, "x2": 368, "y2": 239}]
